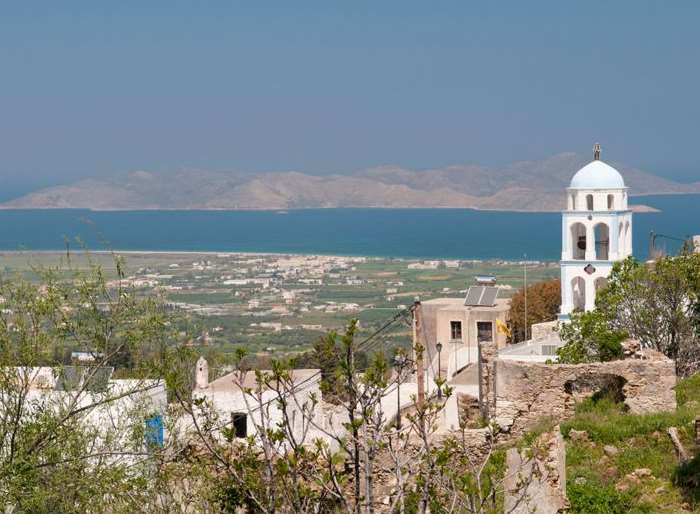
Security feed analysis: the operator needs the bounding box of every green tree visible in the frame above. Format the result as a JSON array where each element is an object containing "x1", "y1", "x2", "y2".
[
  {"x1": 557, "y1": 253, "x2": 700, "y2": 374},
  {"x1": 557, "y1": 309, "x2": 626, "y2": 364}
]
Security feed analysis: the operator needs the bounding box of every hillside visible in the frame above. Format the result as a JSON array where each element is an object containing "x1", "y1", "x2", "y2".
[
  {"x1": 561, "y1": 373, "x2": 700, "y2": 513},
  {"x1": 3, "y1": 153, "x2": 698, "y2": 212}
]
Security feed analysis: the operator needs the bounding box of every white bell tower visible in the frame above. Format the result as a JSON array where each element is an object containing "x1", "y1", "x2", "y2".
[{"x1": 559, "y1": 144, "x2": 633, "y2": 319}]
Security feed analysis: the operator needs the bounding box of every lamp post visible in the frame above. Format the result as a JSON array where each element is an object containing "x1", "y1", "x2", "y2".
[
  {"x1": 393, "y1": 353, "x2": 406, "y2": 429},
  {"x1": 436, "y1": 342, "x2": 443, "y2": 399}
]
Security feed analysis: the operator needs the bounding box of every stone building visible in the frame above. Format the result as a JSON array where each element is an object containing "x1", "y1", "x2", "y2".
[
  {"x1": 560, "y1": 144, "x2": 633, "y2": 319},
  {"x1": 420, "y1": 285, "x2": 509, "y2": 381}
]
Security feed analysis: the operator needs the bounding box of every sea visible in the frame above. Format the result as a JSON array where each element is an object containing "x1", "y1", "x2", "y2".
[{"x1": 0, "y1": 194, "x2": 698, "y2": 261}]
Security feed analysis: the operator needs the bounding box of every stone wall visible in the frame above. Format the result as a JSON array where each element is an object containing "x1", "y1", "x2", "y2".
[
  {"x1": 477, "y1": 340, "x2": 498, "y2": 419},
  {"x1": 494, "y1": 358, "x2": 676, "y2": 436},
  {"x1": 504, "y1": 427, "x2": 567, "y2": 514},
  {"x1": 530, "y1": 320, "x2": 558, "y2": 340}
]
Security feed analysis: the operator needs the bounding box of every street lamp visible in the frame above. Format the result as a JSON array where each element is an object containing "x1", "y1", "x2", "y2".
[
  {"x1": 436, "y1": 342, "x2": 443, "y2": 399},
  {"x1": 393, "y1": 353, "x2": 407, "y2": 429}
]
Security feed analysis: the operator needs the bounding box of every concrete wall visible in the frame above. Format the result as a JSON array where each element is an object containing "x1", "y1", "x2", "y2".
[{"x1": 493, "y1": 358, "x2": 676, "y2": 436}]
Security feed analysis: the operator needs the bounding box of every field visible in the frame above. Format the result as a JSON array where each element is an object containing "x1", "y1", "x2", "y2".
[{"x1": 0, "y1": 251, "x2": 559, "y2": 358}]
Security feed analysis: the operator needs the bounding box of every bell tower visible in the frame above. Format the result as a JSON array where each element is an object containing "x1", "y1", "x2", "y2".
[{"x1": 559, "y1": 145, "x2": 633, "y2": 319}]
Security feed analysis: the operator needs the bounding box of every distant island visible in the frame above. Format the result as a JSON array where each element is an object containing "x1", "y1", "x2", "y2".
[{"x1": 3, "y1": 152, "x2": 698, "y2": 212}]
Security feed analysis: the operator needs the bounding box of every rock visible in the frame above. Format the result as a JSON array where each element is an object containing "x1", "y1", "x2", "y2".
[
  {"x1": 621, "y1": 339, "x2": 642, "y2": 358},
  {"x1": 574, "y1": 476, "x2": 586, "y2": 485},
  {"x1": 634, "y1": 468, "x2": 653, "y2": 479},
  {"x1": 569, "y1": 429, "x2": 589, "y2": 442},
  {"x1": 624, "y1": 473, "x2": 641, "y2": 484},
  {"x1": 603, "y1": 466, "x2": 619, "y2": 479},
  {"x1": 654, "y1": 486, "x2": 665, "y2": 494},
  {"x1": 615, "y1": 482, "x2": 629, "y2": 492},
  {"x1": 603, "y1": 445, "x2": 619, "y2": 457}
]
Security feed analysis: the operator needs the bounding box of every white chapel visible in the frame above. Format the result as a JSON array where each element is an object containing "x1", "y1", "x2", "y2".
[{"x1": 559, "y1": 145, "x2": 633, "y2": 319}]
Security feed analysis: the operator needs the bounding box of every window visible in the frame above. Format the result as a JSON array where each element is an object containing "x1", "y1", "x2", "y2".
[
  {"x1": 586, "y1": 194, "x2": 594, "y2": 211},
  {"x1": 607, "y1": 194, "x2": 614, "y2": 210},
  {"x1": 450, "y1": 321, "x2": 462, "y2": 340},
  {"x1": 476, "y1": 321, "x2": 493, "y2": 342},
  {"x1": 232, "y1": 412, "x2": 247, "y2": 438},
  {"x1": 541, "y1": 344, "x2": 558, "y2": 356}
]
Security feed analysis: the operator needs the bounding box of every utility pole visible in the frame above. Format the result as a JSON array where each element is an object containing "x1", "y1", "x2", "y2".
[{"x1": 413, "y1": 300, "x2": 425, "y2": 409}]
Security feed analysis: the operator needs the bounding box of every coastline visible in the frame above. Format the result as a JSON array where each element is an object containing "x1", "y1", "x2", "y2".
[
  {"x1": 0, "y1": 201, "x2": 670, "y2": 214},
  {"x1": 0, "y1": 248, "x2": 556, "y2": 264}
]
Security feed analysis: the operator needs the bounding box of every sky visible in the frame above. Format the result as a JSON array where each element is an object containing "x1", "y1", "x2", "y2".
[{"x1": 1, "y1": 1, "x2": 699, "y2": 199}]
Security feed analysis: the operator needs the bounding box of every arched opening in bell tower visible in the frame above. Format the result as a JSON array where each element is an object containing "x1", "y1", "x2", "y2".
[
  {"x1": 594, "y1": 277, "x2": 608, "y2": 293},
  {"x1": 594, "y1": 223, "x2": 610, "y2": 260},
  {"x1": 571, "y1": 277, "x2": 586, "y2": 311},
  {"x1": 618, "y1": 222, "x2": 624, "y2": 255},
  {"x1": 570, "y1": 223, "x2": 586, "y2": 260},
  {"x1": 586, "y1": 194, "x2": 594, "y2": 211}
]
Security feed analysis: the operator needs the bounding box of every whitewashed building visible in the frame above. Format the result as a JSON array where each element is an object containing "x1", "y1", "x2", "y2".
[
  {"x1": 4, "y1": 366, "x2": 167, "y2": 450},
  {"x1": 559, "y1": 145, "x2": 633, "y2": 319},
  {"x1": 192, "y1": 358, "x2": 340, "y2": 444}
]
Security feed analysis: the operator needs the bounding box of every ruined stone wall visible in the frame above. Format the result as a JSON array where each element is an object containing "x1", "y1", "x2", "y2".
[
  {"x1": 494, "y1": 358, "x2": 677, "y2": 436},
  {"x1": 477, "y1": 340, "x2": 498, "y2": 419},
  {"x1": 504, "y1": 427, "x2": 567, "y2": 514},
  {"x1": 530, "y1": 320, "x2": 558, "y2": 340}
]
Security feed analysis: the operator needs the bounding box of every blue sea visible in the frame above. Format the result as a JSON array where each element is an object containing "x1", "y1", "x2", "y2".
[{"x1": 0, "y1": 194, "x2": 698, "y2": 260}]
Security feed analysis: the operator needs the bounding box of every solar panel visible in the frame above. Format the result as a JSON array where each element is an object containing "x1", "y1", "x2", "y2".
[
  {"x1": 464, "y1": 286, "x2": 499, "y2": 306},
  {"x1": 54, "y1": 366, "x2": 114, "y2": 392},
  {"x1": 464, "y1": 286, "x2": 483, "y2": 306},
  {"x1": 86, "y1": 367, "x2": 114, "y2": 392},
  {"x1": 480, "y1": 287, "x2": 499, "y2": 306},
  {"x1": 55, "y1": 366, "x2": 82, "y2": 391}
]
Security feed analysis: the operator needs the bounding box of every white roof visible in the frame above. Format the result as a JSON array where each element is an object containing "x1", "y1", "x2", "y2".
[{"x1": 569, "y1": 160, "x2": 625, "y2": 189}]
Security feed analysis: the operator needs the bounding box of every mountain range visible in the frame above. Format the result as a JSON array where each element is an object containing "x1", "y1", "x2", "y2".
[{"x1": 3, "y1": 153, "x2": 698, "y2": 212}]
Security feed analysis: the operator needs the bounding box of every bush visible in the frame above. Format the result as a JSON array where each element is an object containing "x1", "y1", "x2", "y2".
[{"x1": 675, "y1": 371, "x2": 700, "y2": 407}]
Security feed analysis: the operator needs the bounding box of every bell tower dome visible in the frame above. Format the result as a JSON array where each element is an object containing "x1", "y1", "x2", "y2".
[{"x1": 559, "y1": 145, "x2": 633, "y2": 319}]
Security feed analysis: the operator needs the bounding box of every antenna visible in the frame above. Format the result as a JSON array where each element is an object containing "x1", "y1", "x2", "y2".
[{"x1": 593, "y1": 143, "x2": 601, "y2": 160}]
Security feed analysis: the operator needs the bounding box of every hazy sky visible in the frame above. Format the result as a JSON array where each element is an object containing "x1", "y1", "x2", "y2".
[{"x1": 1, "y1": 1, "x2": 699, "y2": 199}]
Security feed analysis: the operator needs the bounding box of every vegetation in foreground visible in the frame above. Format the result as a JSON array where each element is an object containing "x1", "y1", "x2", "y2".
[
  {"x1": 562, "y1": 373, "x2": 700, "y2": 513},
  {"x1": 2, "y1": 248, "x2": 700, "y2": 512}
]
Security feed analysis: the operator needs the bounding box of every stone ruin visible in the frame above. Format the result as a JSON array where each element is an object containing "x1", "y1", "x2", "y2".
[
  {"x1": 504, "y1": 427, "x2": 567, "y2": 514},
  {"x1": 476, "y1": 339, "x2": 677, "y2": 437}
]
